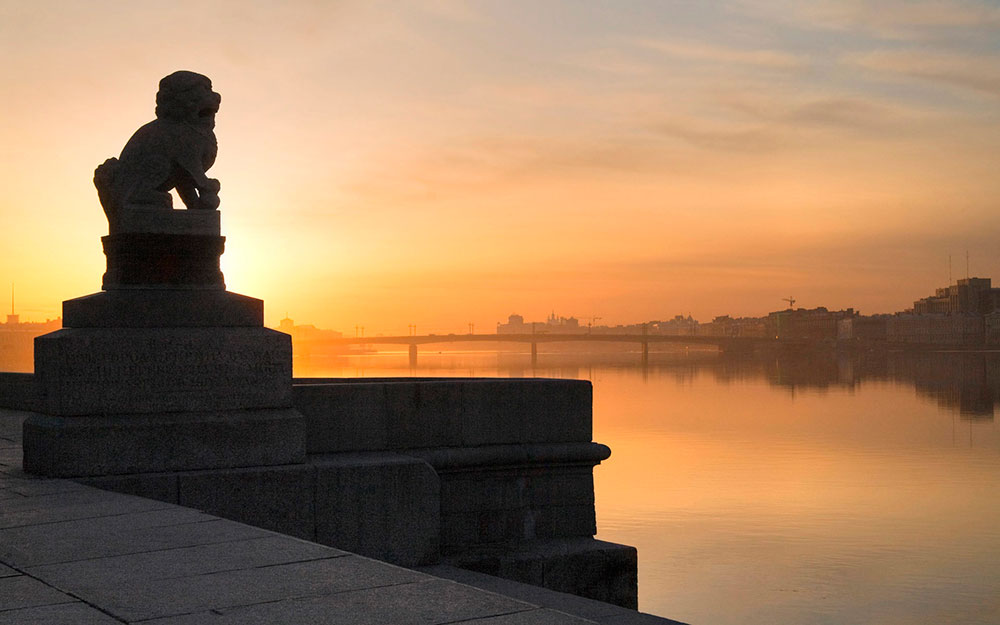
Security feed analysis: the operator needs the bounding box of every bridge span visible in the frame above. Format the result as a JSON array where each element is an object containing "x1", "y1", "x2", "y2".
[{"x1": 313, "y1": 333, "x2": 780, "y2": 365}]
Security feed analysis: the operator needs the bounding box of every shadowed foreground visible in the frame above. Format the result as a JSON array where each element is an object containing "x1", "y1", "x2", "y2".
[{"x1": 0, "y1": 408, "x2": 682, "y2": 624}]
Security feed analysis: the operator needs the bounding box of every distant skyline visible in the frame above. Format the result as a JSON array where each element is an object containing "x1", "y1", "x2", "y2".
[{"x1": 3, "y1": 1, "x2": 1000, "y2": 334}]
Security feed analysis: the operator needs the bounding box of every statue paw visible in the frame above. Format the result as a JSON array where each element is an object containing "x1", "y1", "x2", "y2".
[{"x1": 199, "y1": 191, "x2": 220, "y2": 210}]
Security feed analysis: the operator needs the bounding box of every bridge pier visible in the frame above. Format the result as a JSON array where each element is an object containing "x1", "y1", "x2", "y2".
[
  {"x1": 641, "y1": 341, "x2": 648, "y2": 366},
  {"x1": 409, "y1": 343, "x2": 418, "y2": 366},
  {"x1": 531, "y1": 342, "x2": 537, "y2": 366}
]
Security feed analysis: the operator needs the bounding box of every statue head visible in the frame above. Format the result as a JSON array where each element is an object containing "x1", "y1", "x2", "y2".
[{"x1": 154, "y1": 71, "x2": 221, "y2": 129}]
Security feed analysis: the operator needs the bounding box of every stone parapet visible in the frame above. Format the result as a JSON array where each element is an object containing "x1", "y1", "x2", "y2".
[{"x1": 294, "y1": 378, "x2": 593, "y2": 453}]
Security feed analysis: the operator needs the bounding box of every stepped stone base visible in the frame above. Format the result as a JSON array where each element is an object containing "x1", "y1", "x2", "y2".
[
  {"x1": 23, "y1": 408, "x2": 306, "y2": 477},
  {"x1": 63, "y1": 290, "x2": 262, "y2": 328}
]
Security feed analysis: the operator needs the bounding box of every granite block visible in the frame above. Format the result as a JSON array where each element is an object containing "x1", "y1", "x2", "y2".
[
  {"x1": 0, "y1": 602, "x2": 125, "y2": 625},
  {"x1": 101, "y1": 233, "x2": 225, "y2": 289},
  {"x1": 293, "y1": 378, "x2": 594, "y2": 452},
  {"x1": 459, "y1": 380, "x2": 530, "y2": 446},
  {"x1": 63, "y1": 289, "x2": 262, "y2": 328},
  {"x1": 0, "y1": 575, "x2": 75, "y2": 612},
  {"x1": 23, "y1": 408, "x2": 306, "y2": 477},
  {"x1": 294, "y1": 382, "x2": 388, "y2": 453},
  {"x1": 34, "y1": 327, "x2": 291, "y2": 415},
  {"x1": 533, "y1": 504, "x2": 597, "y2": 538},
  {"x1": 459, "y1": 380, "x2": 592, "y2": 446},
  {"x1": 520, "y1": 380, "x2": 592, "y2": 444},
  {"x1": 313, "y1": 452, "x2": 439, "y2": 566},
  {"x1": 386, "y1": 381, "x2": 464, "y2": 449},
  {"x1": 112, "y1": 208, "x2": 220, "y2": 236},
  {"x1": 178, "y1": 465, "x2": 315, "y2": 539},
  {"x1": 526, "y1": 469, "x2": 595, "y2": 508}
]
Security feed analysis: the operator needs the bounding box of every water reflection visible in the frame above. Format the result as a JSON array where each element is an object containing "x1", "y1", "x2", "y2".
[{"x1": 292, "y1": 348, "x2": 1000, "y2": 421}]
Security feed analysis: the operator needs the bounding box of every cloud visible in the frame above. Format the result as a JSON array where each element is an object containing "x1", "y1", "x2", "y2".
[
  {"x1": 650, "y1": 93, "x2": 926, "y2": 153},
  {"x1": 651, "y1": 118, "x2": 783, "y2": 152},
  {"x1": 637, "y1": 38, "x2": 808, "y2": 70},
  {"x1": 739, "y1": 0, "x2": 1000, "y2": 40},
  {"x1": 410, "y1": 0, "x2": 481, "y2": 22},
  {"x1": 846, "y1": 49, "x2": 1000, "y2": 97}
]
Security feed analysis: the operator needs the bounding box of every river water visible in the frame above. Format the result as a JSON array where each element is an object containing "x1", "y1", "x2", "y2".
[{"x1": 296, "y1": 347, "x2": 1000, "y2": 625}]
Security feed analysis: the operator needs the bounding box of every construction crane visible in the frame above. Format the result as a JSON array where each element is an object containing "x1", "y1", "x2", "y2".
[
  {"x1": 587, "y1": 316, "x2": 602, "y2": 334},
  {"x1": 782, "y1": 296, "x2": 796, "y2": 309}
]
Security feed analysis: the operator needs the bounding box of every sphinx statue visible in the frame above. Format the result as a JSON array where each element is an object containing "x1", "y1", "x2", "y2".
[{"x1": 94, "y1": 71, "x2": 222, "y2": 230}]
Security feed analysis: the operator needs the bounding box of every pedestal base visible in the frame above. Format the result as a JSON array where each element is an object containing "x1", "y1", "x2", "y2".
[
  {"x1": 102, "y1": 233, "x2": 225, "y2": 289},
  {"x1": 34, "y1": 327, "x2": 292, "y2": 415}
]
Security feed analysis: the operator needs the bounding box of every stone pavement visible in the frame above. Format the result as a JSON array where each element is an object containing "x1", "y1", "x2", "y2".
[{"x1": 0, "y1": 409, "x2": 682, "y2": 624}]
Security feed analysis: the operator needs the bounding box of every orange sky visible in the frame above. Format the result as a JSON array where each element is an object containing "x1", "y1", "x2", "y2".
[{"x1": 2, "y1": 1, "x2": 1000, "y2": 334}]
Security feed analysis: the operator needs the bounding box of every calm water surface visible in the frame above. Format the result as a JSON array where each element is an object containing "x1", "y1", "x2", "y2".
[{"x1": 299, "y1": 348, "x2": 1000, "y2": 625}]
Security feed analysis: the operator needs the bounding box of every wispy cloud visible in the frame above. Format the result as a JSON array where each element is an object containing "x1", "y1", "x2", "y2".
[
  {"x1": 410, "y1": 0, "x2": 482, "y2": 22},
  {"x1": 739, "y1": 0, "x2": 1000, "y2": 40},
  {"x1": 846, "y1": 49, "x2": 1000, "y2": 97},
  {"x1": 637, "y1": 38, "x2": 808, "y2": 70},
  {"x1": 651, "y1": 93, "x2": 927, "y2": 153}
]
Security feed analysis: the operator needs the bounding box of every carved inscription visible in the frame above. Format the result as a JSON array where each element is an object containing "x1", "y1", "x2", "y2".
[{"x1": 36, "y1": 328, "x2": 292, "y2": 415}]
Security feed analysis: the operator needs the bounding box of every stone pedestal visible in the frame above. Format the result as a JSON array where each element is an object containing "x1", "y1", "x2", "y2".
[
  {"x1": 24, "y1": 288, "x2": 305, "y2": 477},
  {"x1": 23, "y1": 226, "x2": 306, "y2": 477}
]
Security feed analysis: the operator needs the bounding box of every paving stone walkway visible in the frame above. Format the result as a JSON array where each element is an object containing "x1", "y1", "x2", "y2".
[{"x1": 0, "y1": 409, "x2": 681, "y2": 624}]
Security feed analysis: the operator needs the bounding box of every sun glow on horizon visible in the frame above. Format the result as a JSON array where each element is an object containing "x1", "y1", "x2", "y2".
[{"x1": 3, "y1": 1, "x2": 1000, "y2": 333}]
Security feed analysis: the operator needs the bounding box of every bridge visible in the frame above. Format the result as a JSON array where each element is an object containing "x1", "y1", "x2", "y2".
[{"x1": 309, "y1": 333, "x2": 784, "y2": 365}]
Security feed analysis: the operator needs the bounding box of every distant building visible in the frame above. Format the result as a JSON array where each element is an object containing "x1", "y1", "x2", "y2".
[
  {"x1": 699, "y1": 315, "x2": 766, "y2": 338},
  {"x1": 0, "y1": 315, "x2": 62, "y2": 372},
  {"x1": 766, "y1": 307, "x2": 856, "y2": 340},
  {"x1": 497, "y1": 312, "x2": 585, "y2": 334},
  {"x1": 837, "y1": 315, "x2": 889, "y2": 341},
  {"x1": 275, "y1": 317, "x2": 343, "y2": 342},
  {"x1": 887, "y1": 314, "x2": 984, "y2": 345},
  {"x1": 912, "y1": 277, "x2": 1000, "y2": 316}
]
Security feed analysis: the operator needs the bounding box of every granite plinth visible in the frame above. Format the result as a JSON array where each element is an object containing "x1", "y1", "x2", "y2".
[
  {"x1": 63, "y1": 290, "x2": 262, "y2": 328},
  {"x1": 110, "y1": 208, "x2": 220, "y2": 236},
  {"x1": 102, "y1": 233, "x2": 225, "y2": 290},
  {"x1": 34, "y1": 327, "x2": 291, "y2": 415},
  {"x1": 22, "y1": 408, "x2": 306, "y2": 477}
]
